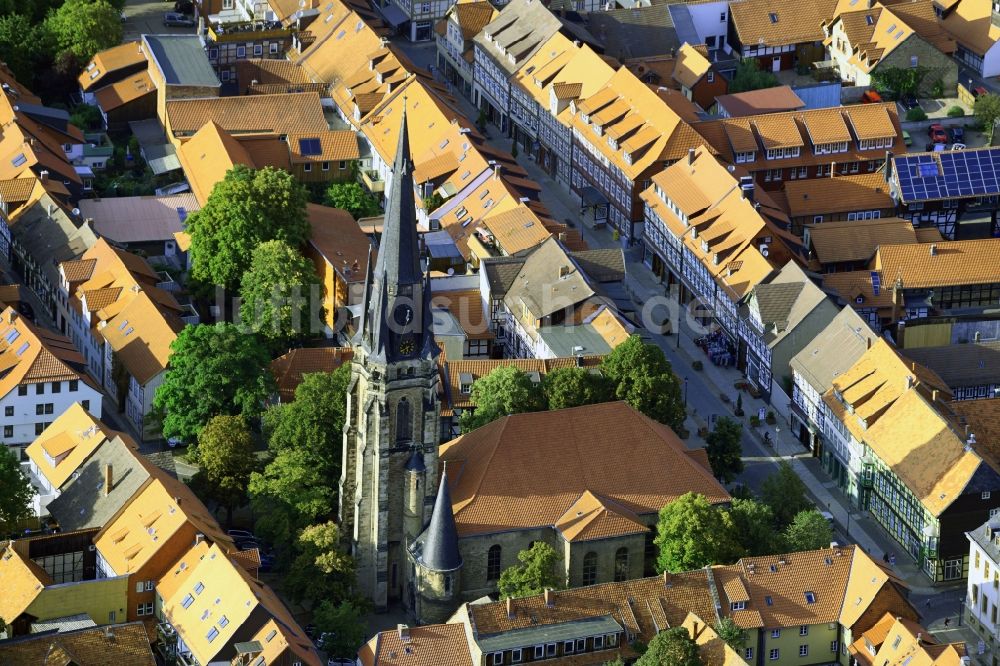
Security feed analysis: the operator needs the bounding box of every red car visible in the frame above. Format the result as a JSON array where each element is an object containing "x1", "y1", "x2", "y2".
[{"x1": 928, "y1": 123, "x2": 948, "y2": 144}]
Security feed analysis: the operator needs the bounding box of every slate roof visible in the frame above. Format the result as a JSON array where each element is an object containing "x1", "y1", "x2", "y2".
[
  {"x1": 415, "y1": 471, "x2": 463, "y2": 571},
  {"x1": 903, "y1": 342, "x2": 1000, "y2": 389},
  {"x1": 80, "y1": 193, "x2": 198, "y2": 244},
  {"x1": 142, "y1": 35, "x2": 220, "y2": 87},
  {"x1": 790, "y1": 306, "x2": 878, "y2": 394},
  {"x1": 587, "y1": 4, "x2": 679, "y2": 59},
  {"x1": 474, "y1": 0, "x2": 564, "y2": 75},
  {"x1": 47, "y1": 434, "x2": 154, "y2": 532}
]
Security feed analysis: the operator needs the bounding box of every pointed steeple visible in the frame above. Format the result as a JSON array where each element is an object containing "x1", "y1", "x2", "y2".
[
  {"x1": 420, "y1": 471, "x2": 462, "y2": 571},
  {"x1": 353, "y1": 252, "x2": 374, "y2": 346},
  {"x1": 374, "y1": 101, "x2": 421, "y2": 286}
]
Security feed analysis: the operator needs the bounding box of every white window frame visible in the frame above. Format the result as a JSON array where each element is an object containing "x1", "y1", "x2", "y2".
[
  {"x1": 253, "y1": 44, "x2": 263, "y2": 56},
  {"x1": 770, "y1": 648, "x2": 779, "y2": 660},
  {"x1": 594, "y1": 636, "x2": 604, "y2": 649},
  {"x1": 771, "y1": 629, "x2": 781, "y2": 638},
  {"x1": 534, "y1": 646, "x2": 544, "y2": 659},
  {"x1": 799, "y1": 645, "x2": 809, "y2": 657},
  {"x1": 269, "y1": 42, "x2": 279, "y2": 54},
  {"x1": 511, "y1": 648, "x2": 522, "y2": 663},
  {"x1": 491, "y1": 652, "x2": 503, "y2": 665},
  {"x1": 236, "y1": 45, "x2": 246, "y2": 58},
  {"x1": 800, "y1": 625, "x2": 809, "y2": 636}
]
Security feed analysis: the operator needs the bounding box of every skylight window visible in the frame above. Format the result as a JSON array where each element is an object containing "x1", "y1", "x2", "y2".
[
  {"x1": 3, "y1": 329, "x2": 19, "y2": 344},
  {"x1": 181, "y1": 594, "x2": 195, "y2": 609},
  {"x1": 769, "y1": 12, "x2": 778, "y2": 22},
  {"x1": 298, "y1": 138, "x2": 322, "y2": 156},
  {"x1": 886, "y1": 23, "x2": 896, "y2": 33},
  {"x1": 218, "y1": 615, "x2": 229, "y2": 627},
  {"x1": 206, "y1": 627, "x2": 219, "y2": 643},
  {"x1": 765, "y1": 596, "x2": 773, "y2": 606},
  {"x1": 11, "y1": 154, "x2": 26, "y2": 167},
  {"x1": 123, "y1": 327, "x2": 134, "y2": 337},
  {"x1": 16, "y1": 342, "x2": 29, "y2": 356},
  {"x1": 804, "y1": 591, "x2": 816, "y2": 604},
  {"x1": 118, "y1": 319, "x2": 129, "y2": 331},
  {"x1": 865, "y1": 14, "x2": 873, "y2": 24},
  {"x1": 194, "y1": 581, "x2": 205, "y2": 595}
]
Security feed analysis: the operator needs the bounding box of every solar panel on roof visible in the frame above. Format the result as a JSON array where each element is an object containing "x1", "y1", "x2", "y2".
[
  {"x1": 871, "y1": 272, "x2": 881, "y2": 296},
  {"x1": 298, "y1": 138, "x2": 322, "y2": 156},
  {"x1": 918, "y1": 163, "x2": 937, "y2": 178},
  {"x1": 893, "y1": 147, "x2": 1000, "y2": 202}
]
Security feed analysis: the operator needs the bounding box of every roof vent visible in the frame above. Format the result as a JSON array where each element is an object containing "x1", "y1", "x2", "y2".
[
  {"x1": 544, "y1": 588, "x2": 554, "y2": 607},
  {"x1": 929, "y1": 243, "x2": 937, "y2": 256},
  {"x1": 397, "y1": 624, "x2": 411, "y2": 642}
]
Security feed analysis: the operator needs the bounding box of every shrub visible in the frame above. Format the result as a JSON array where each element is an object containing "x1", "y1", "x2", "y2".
[
  {"x1": 947, "y1": 105, "x2": 966, "y2": 118},
  {"x1": 906, "y1": 107, "x2": 927, "y2": 121}
]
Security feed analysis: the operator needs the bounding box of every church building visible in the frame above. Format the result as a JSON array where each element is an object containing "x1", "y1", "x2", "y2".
[{"x1": 340, "y1": 110, "x2": 731, "y2": 625}]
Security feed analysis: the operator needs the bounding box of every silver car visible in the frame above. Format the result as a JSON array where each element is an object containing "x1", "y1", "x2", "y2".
[{"x1": 163, "y1": 11, "x2": 194, "y2": 26}]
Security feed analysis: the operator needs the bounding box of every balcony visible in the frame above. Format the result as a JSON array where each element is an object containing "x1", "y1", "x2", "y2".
[
  {"x1": 207, "y1": 19, "x2": 293, "y2": 43},
  {"x1": 361, "y1": 169, "x2": 385, "y2": 194}
]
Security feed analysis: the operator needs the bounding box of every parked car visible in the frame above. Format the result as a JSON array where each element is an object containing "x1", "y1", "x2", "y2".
[
  {"x1": 163, "y1": 11, "x2": 194, "y2": 26},
  {"x1": 928, "y1": 123, "x2": 948, "y2": 144},
  {"x1": 900, "y1": 92, "x2": 918, "y2": 110},
  {"x1": 227, "y1": 529, "x2": 255, "y2": 539},
  {"x1": 951, "y1": 126, "x2": 965, "y2": 142},
  {"x1": 861, "y1": 90, "x2": 883, "y2": 104},
  {"x1": 902, "y1": 130, "x2": 912, "y2": 146},
  {"x1": 952, "y1": 143, "x2": 967, "y2": 150}
]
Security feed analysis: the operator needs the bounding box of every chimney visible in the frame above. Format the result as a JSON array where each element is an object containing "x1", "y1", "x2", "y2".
[
  {"x1": 663, "y1": 570, "x2": 672, "y2": 586},
  {"x1": 174, "y1": 496, "x2": 182, "y2": 505},
  {"x1": 104, "y1": 463, "x2": 113, "y2": 496},
  {"x1": 904, "y1": 375, "x2": 914, "y2": 390},
  {"x1": 866, "y1": 337, "x2": 872, "y2": 350},
  {"x1": 506, "y1": 597, "x2": 514, "y2": 619},
  {"x1": 544, "y1": 588, "x2": 553, "y2": 607},
  {"x1": 739, "y1": 175, "x2": 754, "y2": 202},
  {"x1": 575, "y1": 354, "x2": 583, "y2": 367},
  {"x1": 397, "y1": 624, "x2": 411, "y2": 641},
  {"x1": 39, "y1": 170, "x2": 48, "y2": 182},
  {"x1": 916, "y1": 632, "x2": 922, "y2": 643},
  {"x1": 929, "y1": 243, "x2": 938, "y2": 256},
  {"x1": 932, "y1": 389, "x2": 939, "y2": 402},
  {"x1": 194, "y1": 533, "x2": 205, "y2": 544},
  {"x1": 559, "y1": 265, "x2": 570, "y2": 278},
  {"x1": 688, "y1": 147, "x2": 696, "y2": 165}
]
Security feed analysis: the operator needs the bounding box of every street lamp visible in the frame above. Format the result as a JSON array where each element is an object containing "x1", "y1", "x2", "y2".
[
  {"x1": 683, "y1": 376, "x2": 689, "y2": 408},
  {"x1": 775, "y1": 425, "x2": 781, "y2": 457}
]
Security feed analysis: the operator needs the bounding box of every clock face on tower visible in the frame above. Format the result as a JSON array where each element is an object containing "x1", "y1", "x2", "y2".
[{"x1": 398, "y1": 336, "x2": 417, "y2": 357}]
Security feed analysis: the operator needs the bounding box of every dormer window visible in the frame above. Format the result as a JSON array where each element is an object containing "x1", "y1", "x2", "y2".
[
  {"x1": 580, "y1": 113, "x2": 590, "y2": 123},
  {"x1": 701, "y1": 239, "x2": 709, "y2": 253},
  {"x1": 607, "y1": 136, "x2": 618, "y2": 150},
  {"x1": 623, "y1": 152, "x2": 633, "y2": 166},
  {"x1": 592, "y1": 122, "x2": 603, "y2": 136}
]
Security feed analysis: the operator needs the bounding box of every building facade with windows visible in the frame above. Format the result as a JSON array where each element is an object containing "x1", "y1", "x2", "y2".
[
  {"x1": 966, "y1": 517, "x2": 1000, "y2": 649},
  {"x1": 824, "y1": 342, "x2": 1000, "y2": 582}
]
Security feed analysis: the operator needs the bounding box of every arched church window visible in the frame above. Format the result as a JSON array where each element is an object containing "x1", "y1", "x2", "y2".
[
  {"x1": 614, "y1": 548, "x2": 629, "y2": 582},
  {"x1": 487, "y1": 545, "x2": 502, "y2": 582},
  {"x1": 583, "y1": 552, "x2": 598, "y2": 586},
  {"x1": 396, "y1": 397, "x2": 412, "y2": 442}
]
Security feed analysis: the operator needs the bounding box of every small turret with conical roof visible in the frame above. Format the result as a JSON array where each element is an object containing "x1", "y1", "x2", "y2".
[{"x1": 408, "y1": 471, "x2": 463, "y2": 624}]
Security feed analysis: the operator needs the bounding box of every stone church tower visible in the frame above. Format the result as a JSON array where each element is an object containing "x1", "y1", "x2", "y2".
[{"x1": 339, "y1": 109, "x2": 441, "y2": 612}]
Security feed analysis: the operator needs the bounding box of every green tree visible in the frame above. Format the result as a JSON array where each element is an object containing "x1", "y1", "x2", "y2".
[
  {"x1": 239, "y1": 240, "x2": 322, "y2": 344},
  {"x1": 975, "y1": 93, "x2": 1000, "y2": 143},
  {"x1": 0, "y1": 447, "x2": 32, "y2": 534},
  {"x1": 153, "y1": 323, "x2": 275, "y2": 443},
  {"x1": 313, "y1": 599, "x2": 368, "y2": 658},
  {"x1": 602, "y1": 659, "x2": 626, "y2": 666},
  {"x1": 783, "y1": 510, "x2": 834, "y2": 552},
  {"x1": 250, "y1": 366, "x2": 350, "y2": 546},
  {"x1": 188, "y1": 165, "x2": 309, "y2": 289},
  {"x1": 601, "y1": 336, "x2": 686, "y2": 431},
  {"x1": 460, "y1": 365, "x2": 546, "y2": 432},
  {"x1": 728, "y1": 59, "x2": 779, "y2": 94},
  {"x1": 498, "y1": 542, "x2": 563, "y2": 599},
  {"x1": 195, "y1": 415, "x2": 257, "y2": 526},
  {"x1": 324, "y1": 181, "x2": 381, "y2": 219},
  {"x1": 636, "y1": 627, "x2": 703, "y2": 666},
  {"x1": 704, "y1": 417, "x2": 744, "y2": 483},
  {"x1": 543, "y1": 366, "x2": 612, "y2": 410},
  {"x1": 45, "y1": 0, "x2": 122, "y2": 64},
  {"x1": 0, "y1": 14, "x2": 51, "y2": 87},
  {"x1": 283, "y1": 522, "x2": 356, "y2": 607},
  {"x1": 714, "y1": 617, "x2": 747, "y2": 653},
  {"x1": 654, "y1": 493, "x2": 740, "y2": 573},
  {"x1": 870, "y1": 65, "x2": 927, "y2": 99},
  {"x1": 729, "y1": 498, "x2": 784, "y2": 556},
  {"x1": 760, "y1": 461, "x2": 811, "y2": 527}
]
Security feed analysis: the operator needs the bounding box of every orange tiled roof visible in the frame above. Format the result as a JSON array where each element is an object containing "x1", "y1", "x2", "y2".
[
  {"x1": 439, "y1": 401, "x2": 730, "y2": 536},
  {"x1": 94, "y1": 72, "x2": 155, "y2": 112},
  {"x1": 166, "y1": 92, "x2": 330, "y2": 139},
  {"x1": 360, "y1": 624, "x2": 473, "y2": 666},
  {"x1": 269, "y1": 347, "x2": 354, "y2": 402},
  {"x1": 730, "y1": 0, "x2": 837, "y2": 46},
  {"x1": 0, "y1": 542, "x2": 52, "y2": 623},
  {"x1": 874, "y1": 239, "x2": 1000, "y2": 289},
  {"x1": 783, "y1": 173, "x2": 893, "y2": 218},
  {"x1": 78, "y1": 41, "x2": 148, "y2": 92},
  {"x1": 807, "y1": 217, "x2": 919, "y2": 264}
]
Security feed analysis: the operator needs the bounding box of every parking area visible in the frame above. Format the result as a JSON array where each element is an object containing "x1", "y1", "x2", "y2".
[{"x1": 122, "y1": 0, "x2": 196, "y2": 41}]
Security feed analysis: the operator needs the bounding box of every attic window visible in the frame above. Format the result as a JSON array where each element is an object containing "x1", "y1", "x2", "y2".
[
  {"x1": 194, "y1": 581, "x2": 205, "y2": 595},
  {"x1": 804, "y1": 591, "x2": 816, "y2": 604},
  {"x1": 769, "y1": 12, "x2": 778, "y2": 22},
  {"x1": 181, "y1": 594, "x2": 195, "y2": 609},
  {"x1": 89, "y1": 70, "x2": 100, "y2": 80},
  {"x1": 11, "y1": 154, "x2": 26, "y2": 167},
  {"x1": 865, "y1": 14, "x2": 873, "y2": 24},
  {"x1": 886, "y1": 23, "x2": 896, "y2": 33},
  {"x1": 459, "y1": 373, "x2": 473, "y2": 394},
  {"x1": 206, "y1": 627, "x2": 220, "y2": 643},
  {"x1": 336, "y1": 29, "x2": 346, "y2": 39},
  {"x1": 123, "y1": 327, "x2": 134, "y2": 337},
  {"x1": 4, "y1": 329, "x2": 19, "y2": 344},
  {"x1": 461, "y1": 170, "x2": 471, "y2": 180},
  {"x1": 118, "y1": 319, "x2": 129, "y2": 330},
  {"x1": 266, "y1": 629, "x2": 278, "y2": 642}
]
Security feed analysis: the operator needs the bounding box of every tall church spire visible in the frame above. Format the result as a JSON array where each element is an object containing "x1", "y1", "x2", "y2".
[
  {"x1": 356, "y1": 100, "x2": 438, "y2": 363},
  {"x1": 419, "y1": 470, "x2": 462, "y2": 572},
  {"x1": 374, "y1": 102, "x2": 422, "y2": 286}
]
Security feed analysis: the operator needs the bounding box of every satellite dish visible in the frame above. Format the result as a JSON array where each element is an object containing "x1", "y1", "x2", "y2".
[
  {"x1": 447, "y1": 268, "x2": 455, "y2": 276},
  {"x1": 72, "y1": 208, "x2": 81, "y2": 217}
]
